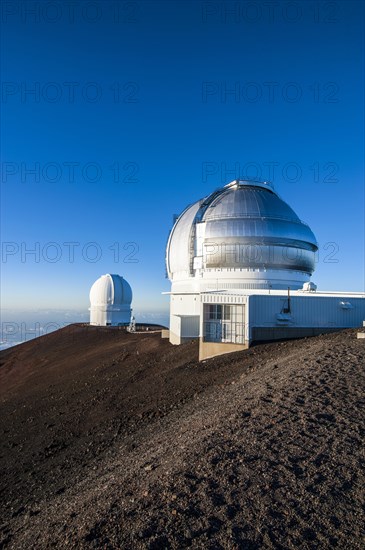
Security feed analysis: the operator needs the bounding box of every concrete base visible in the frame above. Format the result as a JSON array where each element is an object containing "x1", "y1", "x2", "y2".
[
  {"x1": 169, "y1": 330, "x2": 182, "y2": 345},
  {"x1": 199, "y1": 338, "x2": 249, "y2": 361},
  {"x1": 169, "y1": 331, "x2": 198, "y2": 345},
  {"x1": 161, "y1": 329, "x2": 170, "y2": 339},
  {"x1": 357, "y1": 332, "x2": 365, "y2": 339}
]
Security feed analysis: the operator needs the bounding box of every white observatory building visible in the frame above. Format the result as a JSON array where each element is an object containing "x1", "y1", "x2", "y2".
[
  {"x1": 89, "y1": 274, "x2": 132, "y2": 326},
  {"x1": 166, "y1": 180, "x2": 365, "y2": 360}
]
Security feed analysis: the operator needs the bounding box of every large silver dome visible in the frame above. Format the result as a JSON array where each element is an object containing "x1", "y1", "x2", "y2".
[{"x1": 166, "y1": 180, "x2": 318, "y2": 285}]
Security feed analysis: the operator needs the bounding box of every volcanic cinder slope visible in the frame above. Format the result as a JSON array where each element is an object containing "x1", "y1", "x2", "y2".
[{"x1": 0, "y1": 325, "x2": 364, "y2": 549}]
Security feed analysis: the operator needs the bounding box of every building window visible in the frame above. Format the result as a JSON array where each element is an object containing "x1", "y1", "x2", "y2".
[
  {"x1": 206, "y1": 304, "x2": 233, "y2": 321},
  {"x1": 203, "y1": 303, "x2": 244, "y2": 344}
]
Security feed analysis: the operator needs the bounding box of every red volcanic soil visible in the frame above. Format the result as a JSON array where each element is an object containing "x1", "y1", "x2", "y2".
[{"x1": 0, "y1": 325, "x2": 364, "y2": 549}]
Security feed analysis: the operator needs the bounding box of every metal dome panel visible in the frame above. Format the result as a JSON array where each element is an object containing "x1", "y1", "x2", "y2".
[
  {"x1": 166, "y1": 200, "x2": 202, "y2": 277},
  {"x1": 166, "y1": 180, "x2": 318, "y2": 282},
  {"x1": 204, "y1": 218, "x2": 317, "y2": 249},
  {"x1": 204, "y1": 187, "x2": 301, "y2": 223}
]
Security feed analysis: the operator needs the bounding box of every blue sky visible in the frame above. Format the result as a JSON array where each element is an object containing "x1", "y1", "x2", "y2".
[{"x1": 1, "y1": 0, "x2": 364, "y2": 326}]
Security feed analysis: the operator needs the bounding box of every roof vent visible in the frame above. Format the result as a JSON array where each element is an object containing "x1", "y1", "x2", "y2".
[{"x1": 302, "y1": 282, "x2": 317, "y2": 292}]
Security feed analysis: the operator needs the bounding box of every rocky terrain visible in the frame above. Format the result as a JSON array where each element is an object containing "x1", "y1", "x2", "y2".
[{"x1": 0, "y1": 325, "x2": 364, "y2": 549}]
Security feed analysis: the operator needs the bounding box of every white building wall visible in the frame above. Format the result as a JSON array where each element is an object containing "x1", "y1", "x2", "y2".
[
  {"x1": 90, "y1": 306, "x2": 131, "y2": 326},
  {"x1": 169, "y1": 314, "x2": 181, "y2": 344},
  {"x1": 170, "y1": 287, "x2": 365, "y2": 350},
  {"x1": 248, "y1": 295, "x2": 365, "y2": 329},
  {"x1": 199, "y1": 291, "x2": 365, "y2": 350},
  {"x1": 90, "y1": 308, "x2": 106, "y2": 326},
  {"x1": 169, "y1": 293, "x2": 200, "y2": 344}
]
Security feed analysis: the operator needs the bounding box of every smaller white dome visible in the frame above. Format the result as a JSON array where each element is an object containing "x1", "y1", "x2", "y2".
[
  {"x1": 90, "y1": 274, "x2": 132, "y2": 307},
  {"x1": 89, "y1": 274, "x2": 132, "y2": 326}
]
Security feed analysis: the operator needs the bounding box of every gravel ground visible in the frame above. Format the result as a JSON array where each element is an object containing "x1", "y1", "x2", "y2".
[{"x1": 0, "y1": 325, "x2": 364, "y2": 549}]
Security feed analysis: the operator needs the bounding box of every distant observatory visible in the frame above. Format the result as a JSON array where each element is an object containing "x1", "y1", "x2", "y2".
[
  {"x1": 165, "y1": 180, "x2": 365, "y2": 360},
  {"x1": 89, "y1": 274, "x2": 132, "y2": 326}
]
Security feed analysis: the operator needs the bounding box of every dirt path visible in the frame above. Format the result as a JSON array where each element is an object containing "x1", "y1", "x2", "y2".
[{"x1": 0, "y1": 326, "x2": 364, "y2": 548}]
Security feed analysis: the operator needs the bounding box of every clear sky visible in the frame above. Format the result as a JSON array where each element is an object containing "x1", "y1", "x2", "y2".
[{"x1": 1, "y1": 0, "x2": 364, "y2": 326}]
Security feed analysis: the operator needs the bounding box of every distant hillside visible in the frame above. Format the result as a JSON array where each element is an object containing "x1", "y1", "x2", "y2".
[{"x1": 0, "y1": 325, "x2": 364, "y2": 549}]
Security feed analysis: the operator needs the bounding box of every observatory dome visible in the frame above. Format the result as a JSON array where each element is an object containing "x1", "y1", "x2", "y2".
[
  {"x1": 89, "y1": 274, "x2": 132, "y2": 326},
  {"x1": 166, "y1": 180, "x2": 318, "y2": 290}
]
